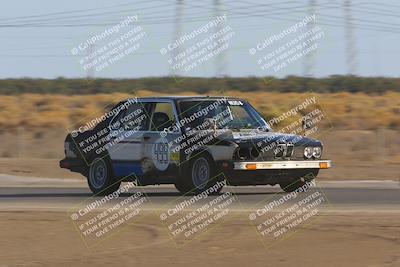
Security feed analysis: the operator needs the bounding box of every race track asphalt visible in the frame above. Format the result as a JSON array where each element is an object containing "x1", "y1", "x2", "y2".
[{"x1": 0, "y1": 175, "x2": 398, "y2": 212}]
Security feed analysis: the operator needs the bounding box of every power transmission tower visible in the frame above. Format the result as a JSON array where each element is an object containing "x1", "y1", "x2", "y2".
[
  {"x1": 345, "y1": 0, "x2": 358, "y2": 75},
  {"x1": 214, "y1": 0, "x2": 227, "y2": 77},
  {"x1": 85, "y1": 42, "x2": 97, "y2": 93},
  {"x1": 86, "y1": 42, "x2": 95, "y2": 80},
  {"x1": 172, "y1": 0, "x2": 183, "y2": 76},
  {"x1": 304, "y1": 0, "x2": 316, "y2": 77}
]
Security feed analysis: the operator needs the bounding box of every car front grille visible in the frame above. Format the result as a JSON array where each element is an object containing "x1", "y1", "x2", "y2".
[{"x1": 235, "y1": 143, "x2": 309, "y2": 161}]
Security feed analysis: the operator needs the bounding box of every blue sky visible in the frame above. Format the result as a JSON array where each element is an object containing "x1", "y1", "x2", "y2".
[{"x1": 0, "y1": 0, "x2": 399, "y2": 78}]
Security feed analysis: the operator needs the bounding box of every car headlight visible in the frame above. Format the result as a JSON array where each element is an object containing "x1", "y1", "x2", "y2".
[
  {"x1": 313, "y1": 147, "x2": 322, "y2": 159},
  {"x1": 304, "y1": 147, "x2": 313, "y2": 159}
]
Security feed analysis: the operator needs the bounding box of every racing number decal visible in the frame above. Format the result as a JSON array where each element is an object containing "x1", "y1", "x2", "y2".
[
  {"x1": 152, "y1": 138, "x2": 170, "y2": 171},
  {"x1": 154, "y1": 143, "x2": 168, "y2": 163}
]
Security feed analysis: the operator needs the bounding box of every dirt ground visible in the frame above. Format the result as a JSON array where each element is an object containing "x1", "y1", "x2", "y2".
[
  {"x1": 0, "y1": 211, "x2": 398, "y2": 267},
  {"x1": 0, "y1": 158, "x2": 82, "y2": 180}
]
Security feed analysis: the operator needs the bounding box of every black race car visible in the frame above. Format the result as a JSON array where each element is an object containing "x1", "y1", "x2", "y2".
[{"x1": 60, "y1": 96, "x2": 331, "y2": 195}]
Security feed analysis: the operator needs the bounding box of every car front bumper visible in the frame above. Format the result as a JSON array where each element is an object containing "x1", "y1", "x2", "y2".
[{"x1": 233, "y1": 160, "x2": 332, "y2": 170}]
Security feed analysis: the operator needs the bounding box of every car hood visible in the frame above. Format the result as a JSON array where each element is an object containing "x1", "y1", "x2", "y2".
[{"x1": 215, "y1": 130, "x2": 322, "y2": 147}]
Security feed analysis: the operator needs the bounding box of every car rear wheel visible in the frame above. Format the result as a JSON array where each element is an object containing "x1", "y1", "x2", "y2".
[{"x1": 87, "y1": 157, "x2": 121, "y2": 195}]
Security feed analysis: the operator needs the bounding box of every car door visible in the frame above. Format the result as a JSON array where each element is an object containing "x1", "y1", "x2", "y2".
[
  {"x1": 107, "y1": 101, "x2": 151, "y2": 178},
  {"x1": 141, "y1": 100, "x2": 181, "y2": 180}
]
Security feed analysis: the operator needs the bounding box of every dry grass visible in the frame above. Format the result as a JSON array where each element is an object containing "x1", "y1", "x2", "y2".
[
  {"x1": 0, "y1": 91, "x2": 399, "y2": 130},
  {"x1": 0, "y1": 91, "x2": 399, "y2": 180}
]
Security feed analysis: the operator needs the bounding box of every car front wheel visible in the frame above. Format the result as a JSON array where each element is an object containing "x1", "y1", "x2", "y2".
[{"x1": 175, "y1": 154, "x2": 223, "y2": 195}]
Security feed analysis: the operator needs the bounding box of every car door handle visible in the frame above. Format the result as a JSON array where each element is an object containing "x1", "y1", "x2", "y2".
[{"x1": 143, "y1": 136, "x2": 150, "y2": 141}]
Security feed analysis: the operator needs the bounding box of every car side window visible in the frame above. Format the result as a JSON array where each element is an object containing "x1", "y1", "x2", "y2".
[
  {"x1": 122, "y1": 103, "x2": 150, "y2": 131},
  {"x1": 109, "y1": 102, "x2": 150, "y2": 131},
  {"x1": 150, "y1": 102, "x2": 177, "y2": 132}
]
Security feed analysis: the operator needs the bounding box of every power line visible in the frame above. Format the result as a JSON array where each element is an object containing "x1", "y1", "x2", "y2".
[
  {"x1": 1, "y1": 3, "x2": 174, "y2": 26},
  {"x1": 0, "y1": 0, "x2": 161, "y2": 22},
  {"x1": 1, "y1": 0, "x2": 400, "y2": 36}
]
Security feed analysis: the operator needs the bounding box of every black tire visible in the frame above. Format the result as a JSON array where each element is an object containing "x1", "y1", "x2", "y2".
[
  {"x1": 174, "y1": 181, "x2": 191, "y2": 194},
  {"x1": 87, "y1": 157, "x2": 121, "y2": 195},
  {"x1": 175, "y1": 154, "x2": 224, "y2": 195}
]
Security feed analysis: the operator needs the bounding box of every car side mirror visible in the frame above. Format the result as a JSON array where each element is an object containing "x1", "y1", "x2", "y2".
[{"x1": 302, "y1": 116, "x2": 311, "y2": 130}]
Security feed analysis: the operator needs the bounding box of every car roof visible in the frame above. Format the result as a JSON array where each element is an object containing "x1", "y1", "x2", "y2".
[{"x1": 127, "y1": 95, "x2": 245, "y2": 101}]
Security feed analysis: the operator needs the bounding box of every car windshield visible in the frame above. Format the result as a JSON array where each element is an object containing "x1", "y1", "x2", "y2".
[{"x1": 178, "y1": 99, "x2": 271, "y2": 131}]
